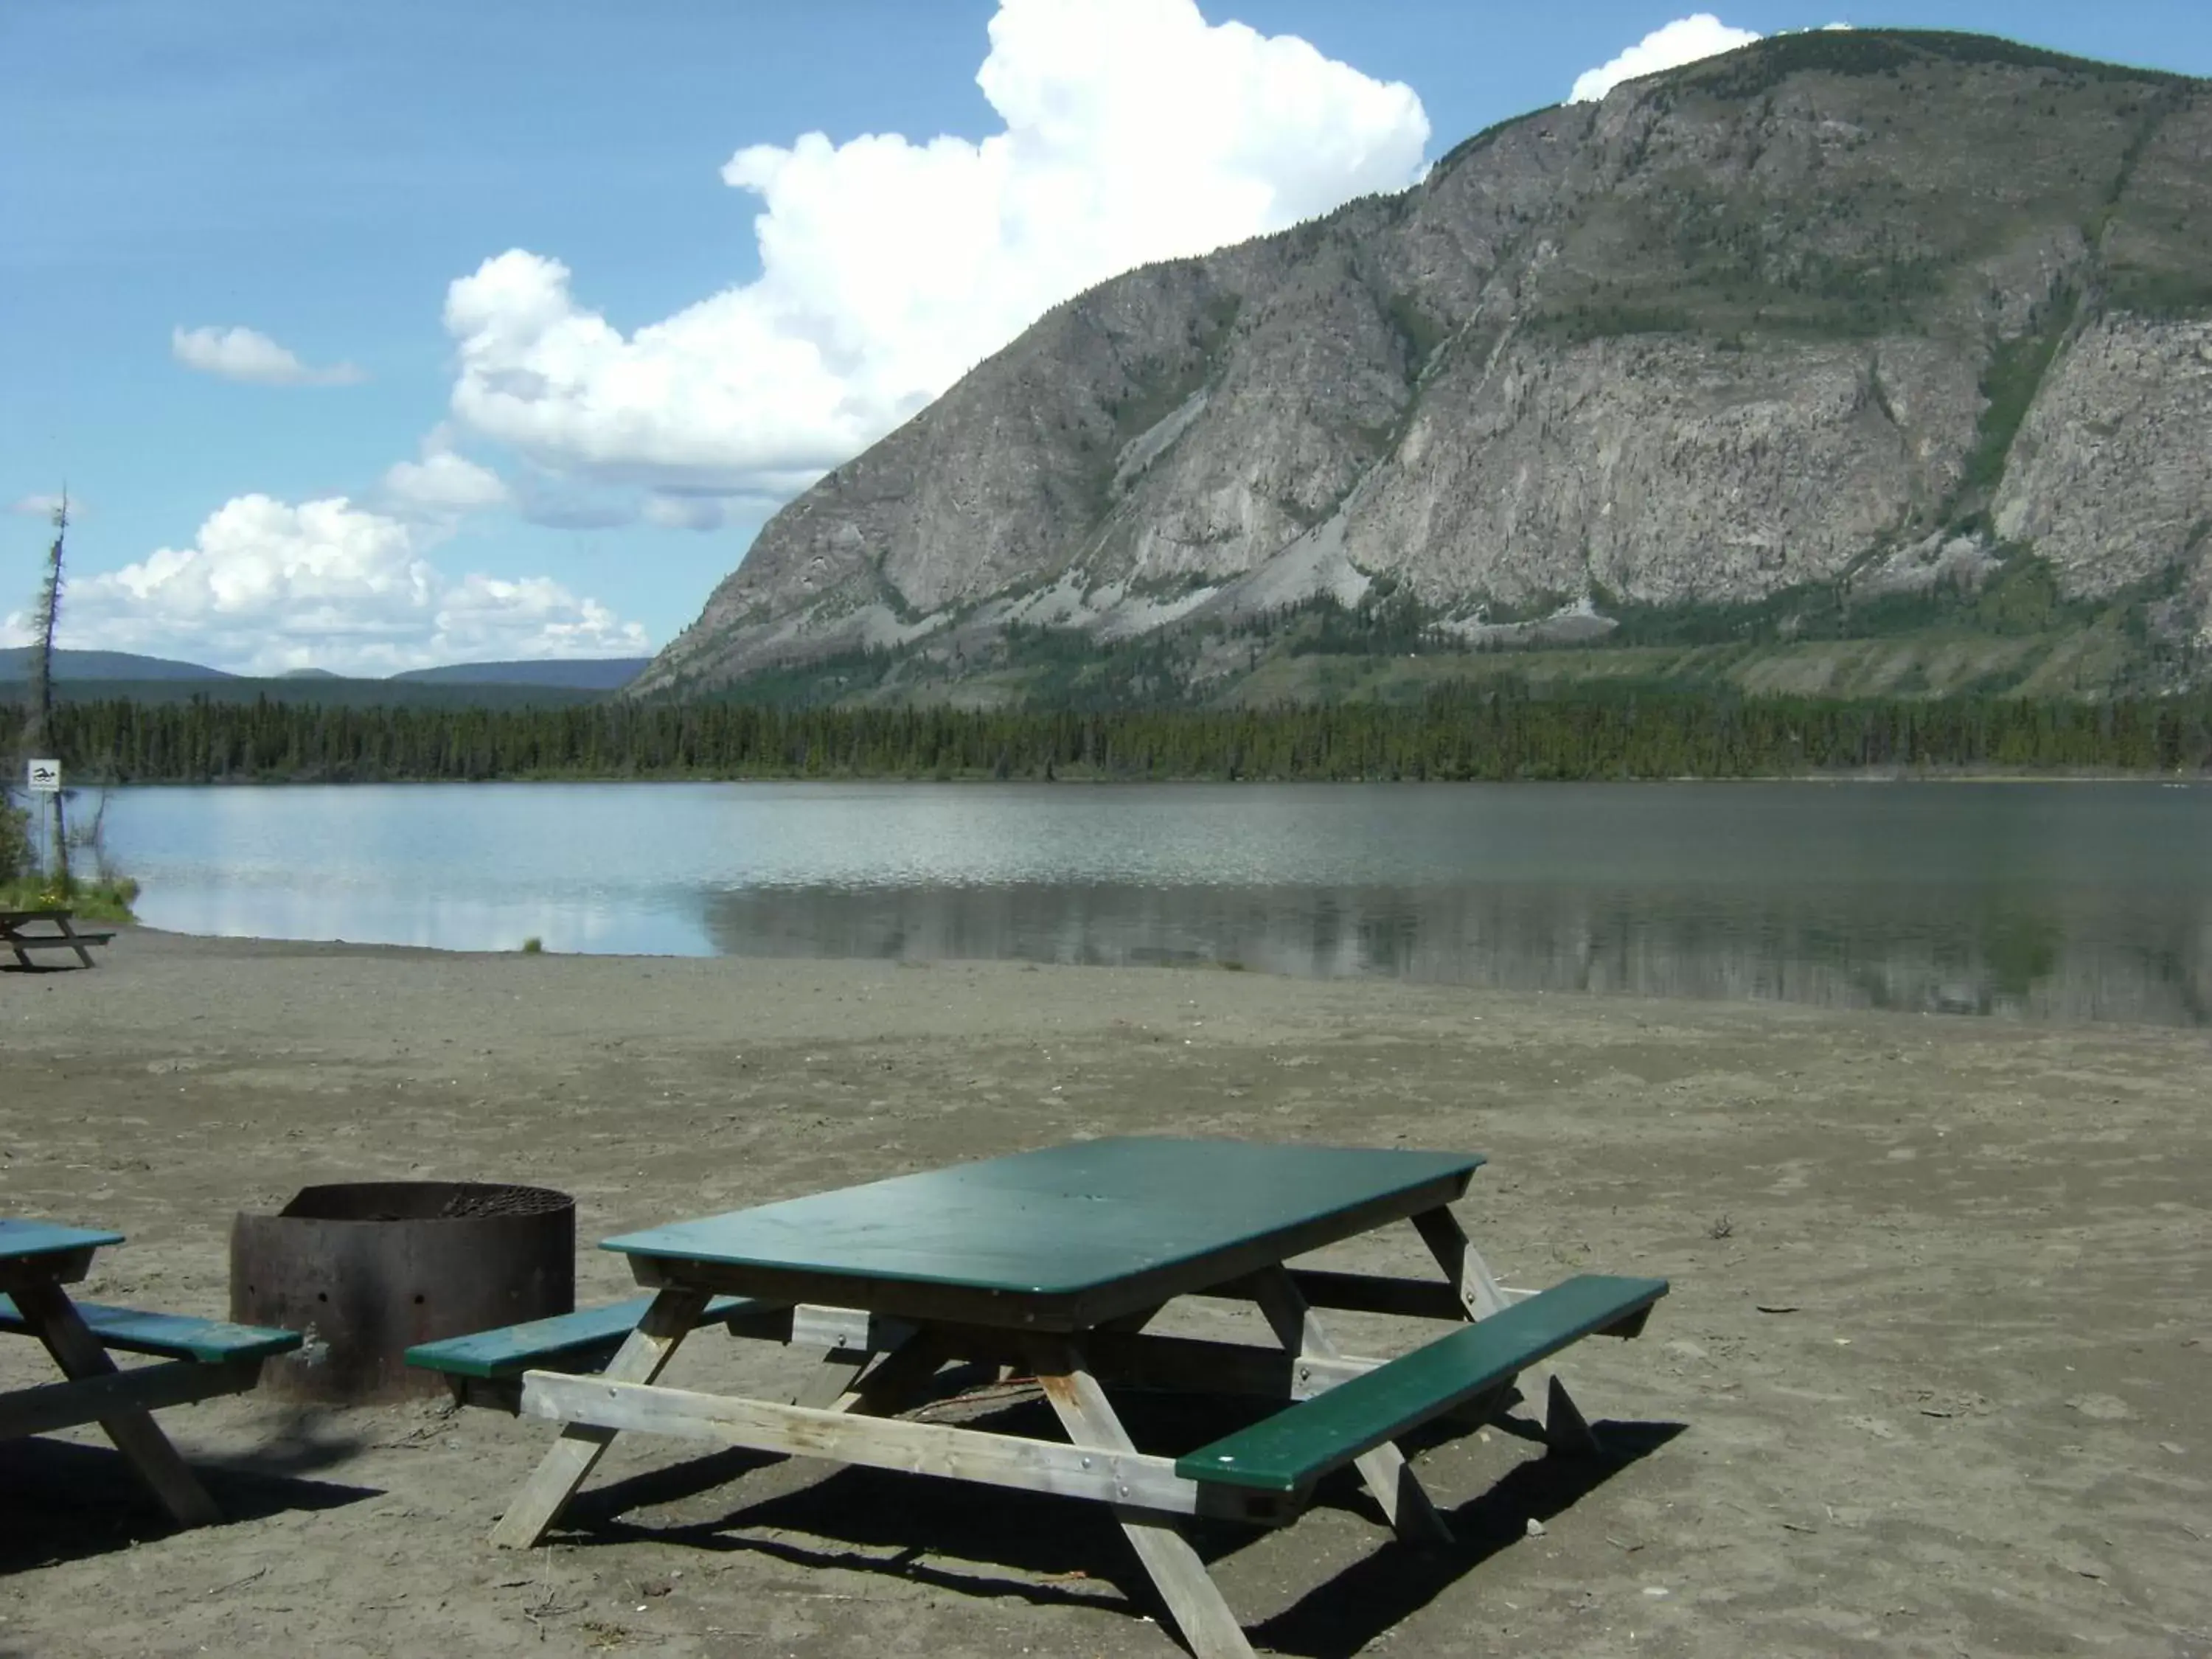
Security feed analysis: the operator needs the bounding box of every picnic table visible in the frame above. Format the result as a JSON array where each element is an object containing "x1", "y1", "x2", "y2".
[
  {"x1": 1, "y1": 908, "x2": 114, "y2": 969},
  {"x1": 0, "y1": 1218, "x2": 300, "y2": 1524},
  {"x1": 412, "y1": 1138, "x2": 1668, "y2": 1658}
]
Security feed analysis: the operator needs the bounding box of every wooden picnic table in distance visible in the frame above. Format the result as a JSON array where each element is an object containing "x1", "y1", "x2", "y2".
[
  {"x1": 0, "y1": 1217, "x2": 301, "y2": 1525},
  {"x1": 0, "y1": 908, "x2": 114, "y2": 970},
  {"x1": 425, "y1": 1138, "x2": 1668, "y2": 1659}
]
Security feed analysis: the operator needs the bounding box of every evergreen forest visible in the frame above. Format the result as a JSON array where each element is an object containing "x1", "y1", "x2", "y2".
[{"x1": 13, "y1": 681, "x2": 2212, "y2": 785}]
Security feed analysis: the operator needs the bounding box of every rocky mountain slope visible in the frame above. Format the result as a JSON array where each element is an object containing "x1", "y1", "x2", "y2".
[{"x1": 638, "y1": 31, "x2": 2212, "y2": 703}]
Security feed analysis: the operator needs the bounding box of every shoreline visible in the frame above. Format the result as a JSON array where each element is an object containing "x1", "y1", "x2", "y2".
[
  {"x1": 108, "y1": 921, "x2": 2212, "y2": 1036},
  {"x1": 55, "y1": 767, "x2": 2212, "y2": 787}
]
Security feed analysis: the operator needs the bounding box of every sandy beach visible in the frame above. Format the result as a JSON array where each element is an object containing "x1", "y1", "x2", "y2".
[{"x1": 1, "y1": 928, "x2": 2205, "y2": 1658}]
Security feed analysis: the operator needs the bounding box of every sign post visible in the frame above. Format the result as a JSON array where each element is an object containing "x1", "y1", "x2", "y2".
[{"x1": 24, "y1": 761, "x2": 64, "y2": 888}]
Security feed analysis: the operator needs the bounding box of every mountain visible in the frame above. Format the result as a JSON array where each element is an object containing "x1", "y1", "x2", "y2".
[
  {"x1": 389, "y1": 658, "x2": 650, "y2": 690},
  {"x1": 637, "y1": 31, "x2": 2212, "y2": 705},
  {"x1": 0, "y1": 647, "x2": 236, "y2": 682}
]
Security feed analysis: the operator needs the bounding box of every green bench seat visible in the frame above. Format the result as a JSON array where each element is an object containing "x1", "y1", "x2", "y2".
[
  {"x1": 1177, "y1": 1273, "x2": 1668, "y2": 1494},
  {"x1": 0, "y1": 1295, "x2": 302, "y2": 1364},
  {"x1": 406, "y1": 1294, "x2": 770, "y2": 1381}
]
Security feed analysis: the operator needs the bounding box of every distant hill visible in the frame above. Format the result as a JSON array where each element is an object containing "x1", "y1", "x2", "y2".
[
  {"x1": 389, "y1": 658, "x2": 650, "y2": 690},
  {"x1": 0, "y1": 647, "x2": 235, "y2": 681},
  {"x1": 4, "y1": 677, "x2": 613, "y2": 711},
  {"x1": 1, "y1": 649, "x2": 647, "y2": 692}
]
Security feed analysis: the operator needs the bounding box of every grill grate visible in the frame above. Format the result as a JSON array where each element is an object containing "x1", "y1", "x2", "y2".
[{"x1": 438, "y1": 1185, "x2": 571, "y2": 1220}]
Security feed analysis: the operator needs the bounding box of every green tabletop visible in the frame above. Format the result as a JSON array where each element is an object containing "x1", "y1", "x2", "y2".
[
  {"x1": 604, "y1": 1138, "x2": 1481, "y2": 1328},
  {"x1": 0, "y1": 1218, "x2": 123, "y2": 1266}
]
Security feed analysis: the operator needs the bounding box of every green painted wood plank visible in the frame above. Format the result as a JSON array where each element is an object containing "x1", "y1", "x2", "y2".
[
  {"x1": 0, "y1": 1220, "x2": 123, "y2": 1264},
  {"x1": 0, "y1": 1295, "x2": 302, "y2": 1364},
  {"x1": 1177, "y1": 1274, "x2": 1669, "y2": 1493},
  {"x1": 403, "y1": 1294, "x2": 764, "y2": 1380},
  {"x1": 604, "y1": 1138, "x2": 1483, "y2": 1300}
]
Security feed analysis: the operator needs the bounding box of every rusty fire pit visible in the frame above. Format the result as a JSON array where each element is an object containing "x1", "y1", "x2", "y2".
[{"x1": 231, "y1": 1181, "x2": 575, "y2": 1402}]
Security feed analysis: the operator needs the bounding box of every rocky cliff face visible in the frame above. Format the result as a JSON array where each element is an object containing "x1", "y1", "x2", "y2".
[{"x1": 637, "y1": 32, "x2": 2212, "y2": 698}]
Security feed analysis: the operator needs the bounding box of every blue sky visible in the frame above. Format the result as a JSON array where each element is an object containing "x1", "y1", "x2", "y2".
[{"x1": 4, "y1": 1, "x2": 2208, "y2": 674}]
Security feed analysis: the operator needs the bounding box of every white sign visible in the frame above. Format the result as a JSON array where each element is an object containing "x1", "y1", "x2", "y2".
[{"x1": 26, "y1": 759, "x2": 60, "y2": 794}]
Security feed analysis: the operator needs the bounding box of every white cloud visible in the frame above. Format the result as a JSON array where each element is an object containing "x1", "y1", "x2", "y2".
[
  {"x1": 442, "y1": 0, "x2": 1430, "y2": 500},
  {"x1": 1568, "y1": 14, "x2": 1763, "y2": 103},
  {"x1": 641, "y1": 493, "x2": 728, "y2": 532},
  {"x1": 9, "y1": 493, "x2": 77, "y2": 520},
  {"x1": 172, "y1": 324, "x2": 365, "y2": 387},
  {"x1": 377, "y1": 441, "x2": 510, "y2": 521},
  {"x1": 13, "y1": 494, "x2": 648, "y2": 675}
]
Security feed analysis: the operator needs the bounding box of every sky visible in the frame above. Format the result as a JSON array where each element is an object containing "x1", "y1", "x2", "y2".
[{"x1": 4, "y1": 1, "x2": 2209, "y2": 675}]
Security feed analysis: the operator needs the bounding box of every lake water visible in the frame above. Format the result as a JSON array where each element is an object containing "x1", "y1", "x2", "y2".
[{"x1": 96, "y1": 780, "x2": 2212, "y2": 1026}]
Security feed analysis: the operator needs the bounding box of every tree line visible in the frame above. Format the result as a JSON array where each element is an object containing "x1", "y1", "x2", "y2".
[{"x1": 13, "y1": 682, "x2": 2212, "y2": 783}]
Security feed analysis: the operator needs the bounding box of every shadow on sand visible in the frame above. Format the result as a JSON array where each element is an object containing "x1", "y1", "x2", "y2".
[
  {"x1": 0, "y1": 1413, "x2": 380, "y2": 1573},
  {"x1": 548, "y1": 1389, "x2": 1685, "y2": 1656}
]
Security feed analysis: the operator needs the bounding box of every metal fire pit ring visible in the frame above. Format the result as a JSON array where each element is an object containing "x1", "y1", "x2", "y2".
[{"x1": 232, "y1": 1181, "x2": 575, "y2": 1403}]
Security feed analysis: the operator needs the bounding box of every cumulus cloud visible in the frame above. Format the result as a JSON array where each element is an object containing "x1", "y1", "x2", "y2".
[
  {"x1": 641, "y1": 493, "x2": 729, "y2": 532},
  {"x1": 172, "y1": 324, "x2": 365, "y2": 387},
  {"x1": 377, "y1": 440, "x2": 511, "y2": 521},
  {"x1": 443, "y1": 0, "x2": 1430, "y2": 501},
  {"x1": 9, "y1": 493, "x2": 76, "y2": 519},
  {"x1": 15, "y1": 494, "x2": 648, "y2": 675},
  {"x1": 1568, "y1": 13, "x2": 1763, "y2": 103}
]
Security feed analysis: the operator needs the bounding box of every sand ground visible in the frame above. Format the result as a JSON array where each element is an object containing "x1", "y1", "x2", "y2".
[{"x1": 1, "y1": 929, "x2": 2206, "y2": 1658}]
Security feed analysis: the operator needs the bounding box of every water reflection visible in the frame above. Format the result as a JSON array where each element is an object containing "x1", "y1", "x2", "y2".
[
  {"x1": 100, "y1": 780, "x2": 2212, "y2": 1026},
  {"x1": 703, "y1": 880, "x2": 2212, "y2": 1026}
]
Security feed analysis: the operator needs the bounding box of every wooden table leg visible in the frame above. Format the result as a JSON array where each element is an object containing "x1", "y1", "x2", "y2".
[
  {"x1": 825, "y1": 1331, "x2": 947, "y2": 1417},
  {"x1": 491, "y1": 1285, "x2": 709, "y2": 1548},
  {"x1": 1028, "y1": 1339, "x2": 1254, "y2": 1659},
  {"x1": 11, "y1": 1282, "x2": 221, "y2": 1526},
  {"x1": 1409, "y1": 1206, "x2": 1509, "y2": 1320},
  {"x1": 57, "y1": 917, "x2": 95, "y2": 970},
  {"x1": 1411, "y1": 1206, "x2": 1596, "y2": 1453},
  {"x1": 1247, "y1": 1267, "x2": 1453, "y2": 1547},
  {"x1": 793, "y1": 1348, "x2": 872, "y2": 1408}
]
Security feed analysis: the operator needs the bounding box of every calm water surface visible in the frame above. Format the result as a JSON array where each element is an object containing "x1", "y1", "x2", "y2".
[{"x1": 100, "y1": 781, "x2": 2212, "y2": 1025}]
